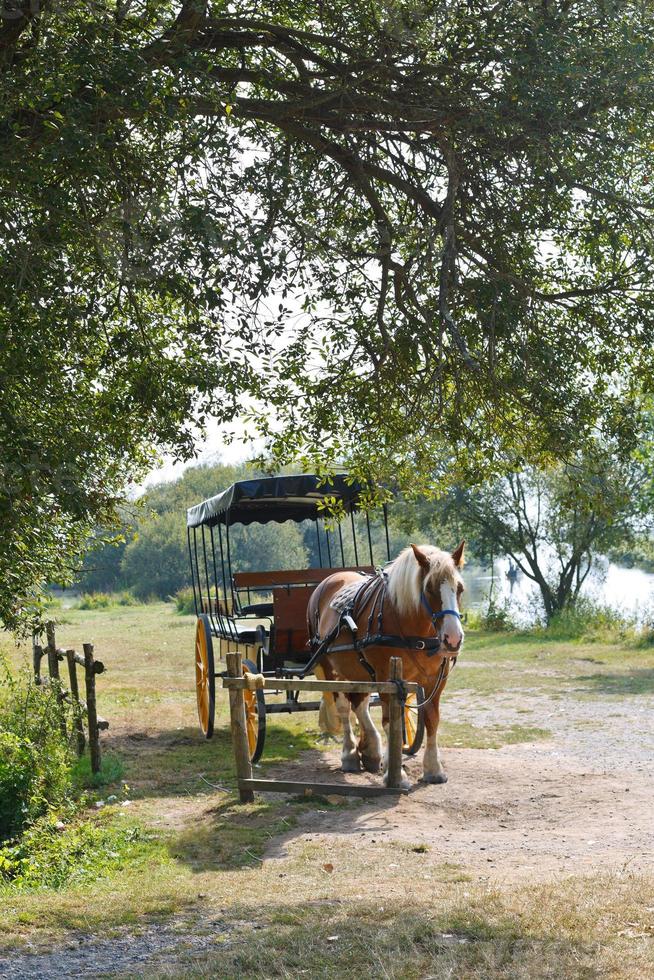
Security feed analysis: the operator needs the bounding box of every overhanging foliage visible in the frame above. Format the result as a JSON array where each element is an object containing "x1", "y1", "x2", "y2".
[{"x1": 3, "y1": 1, "x2": 654, "y2": 627}]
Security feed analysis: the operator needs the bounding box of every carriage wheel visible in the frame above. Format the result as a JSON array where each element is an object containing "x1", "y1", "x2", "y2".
[
  {"x1": 402, "y1": 687, "x2": 425, "y2": 755},
  {"x1": 195, "y1": 615, "x2": 215, "y2": 739},
  {"x1": 242, "y1": 658, "x2": 266, "y2": 764}
]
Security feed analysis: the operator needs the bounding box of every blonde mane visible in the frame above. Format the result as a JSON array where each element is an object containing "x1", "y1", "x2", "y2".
[{"x1": 386, "y1": 545, "x2": 462, "y2": 616}]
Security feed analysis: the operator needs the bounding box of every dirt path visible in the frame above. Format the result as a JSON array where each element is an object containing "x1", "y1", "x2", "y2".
[
  {"x1": 2, "y1": 677, "x2": 653, "y2": 978},
  {"x1": 265, "y1": 743, "x2": 654, "y2": 883}
]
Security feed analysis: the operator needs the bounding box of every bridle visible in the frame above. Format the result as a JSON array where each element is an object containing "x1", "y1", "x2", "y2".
[
  {"x1": 407, "y1": 590, "x2": 463, "y2": 709},
  {"x1": 421, "y1": 592, "x2": 462, "y2": 632}
]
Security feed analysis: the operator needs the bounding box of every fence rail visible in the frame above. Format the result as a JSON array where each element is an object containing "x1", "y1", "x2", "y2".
[{"x1": 33, "y1": 622, "x2": 108, "y2": 774}]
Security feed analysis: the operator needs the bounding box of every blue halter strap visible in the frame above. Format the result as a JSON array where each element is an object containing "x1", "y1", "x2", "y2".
[{"x1": 421, "y1": 592, "x2": 461, "y2": 626}]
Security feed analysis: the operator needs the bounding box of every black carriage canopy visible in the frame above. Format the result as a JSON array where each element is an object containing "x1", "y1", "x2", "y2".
[{"x1": 186, "y1": 474, "x2": 371, "y2": 528}]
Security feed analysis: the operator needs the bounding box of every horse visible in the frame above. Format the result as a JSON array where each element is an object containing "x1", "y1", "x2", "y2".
[{"x1": 307, "y1": 542, "x2": 465, "y2": 788}]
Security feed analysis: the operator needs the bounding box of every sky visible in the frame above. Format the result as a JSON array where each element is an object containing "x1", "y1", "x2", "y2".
[{"x1": 140, "y1": 417, "x2": 259, "y2": 490}]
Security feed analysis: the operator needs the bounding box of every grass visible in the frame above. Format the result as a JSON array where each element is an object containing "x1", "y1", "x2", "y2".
[
  {"x1": 140, "y1": 874, "x2": 654, "y2": 979},
  {"x1": 440, "y1": 720, "x2": 550, "y2": 750},
  {"x1": 1, "y1": 601, "x2": 654, "y2": 976}
]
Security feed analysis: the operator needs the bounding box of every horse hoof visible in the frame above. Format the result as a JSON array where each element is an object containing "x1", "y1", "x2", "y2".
[
  {"x1": 420, "y1": 772, "x2": 448, "y2": 785},
  {"x1": 341, "y1": 755, "x2": 361, "y2": 773},
  {"x1": 361, "y1": 755, "x2": 382, "y2": 774}
]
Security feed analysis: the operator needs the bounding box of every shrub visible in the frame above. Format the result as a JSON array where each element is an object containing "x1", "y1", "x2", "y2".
[
  {"x1": 0, "y1": 733, "x2": 38, "y2": 841},
  {"x1": 540, "y1": 597, "x2": 633, "y2": 642},
  {"x1": 115, "y1": 590, "x2": 138, "y2": 606},
  {"x1": 0, "y1": 811, "x2": 155, "y2": 891},
  {"x1": 0, "y1": 665, "x2": 73, "y2": 842},
  {"x1": 174, "y1": 585, "x2": 196, "y2": 615},
  {"x1": 480, "y1": 597, "x2": 516, "y2": 632},
  {"x1": 78, "y1": 592, "x2": 112, "y2": 610}
]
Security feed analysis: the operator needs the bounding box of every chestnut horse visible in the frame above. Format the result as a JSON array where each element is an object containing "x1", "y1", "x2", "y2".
[{"x1": 307, "y1": 542, "x2": 465, "y2": 788}]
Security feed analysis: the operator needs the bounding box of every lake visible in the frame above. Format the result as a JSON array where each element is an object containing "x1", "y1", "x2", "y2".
[{"x1": 462, "y1": 558, "x2": 654, "y2": 625}]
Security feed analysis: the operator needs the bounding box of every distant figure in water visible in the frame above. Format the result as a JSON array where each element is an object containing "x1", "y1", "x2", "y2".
[{"x1": 506, "y1": 561, "x2": 519, "y2": 593}]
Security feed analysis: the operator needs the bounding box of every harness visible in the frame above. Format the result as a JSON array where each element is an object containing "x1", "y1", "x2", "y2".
[{"x1": 304, "y1": 572, "x2": 462, "y2": 687}]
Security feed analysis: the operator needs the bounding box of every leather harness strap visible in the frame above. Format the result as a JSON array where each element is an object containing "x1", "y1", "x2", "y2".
[{"x1": 304, "y1": 571, "x2": 452, "y2": 680}]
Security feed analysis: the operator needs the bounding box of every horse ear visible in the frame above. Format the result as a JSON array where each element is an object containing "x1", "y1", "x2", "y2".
[
  {"x1": 451, "y1": 540, "x2": 466, "y2": 567},
  {"x1": 410, "y1": 544, "x2": 431, "y2": 573}
]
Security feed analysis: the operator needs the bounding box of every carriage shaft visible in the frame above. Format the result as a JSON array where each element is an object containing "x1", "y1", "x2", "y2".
[{"x1": 221, "y1": 677, "x2": 421, "y2": 695}]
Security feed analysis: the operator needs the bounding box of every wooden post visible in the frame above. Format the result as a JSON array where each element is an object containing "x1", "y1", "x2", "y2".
[
  {"x1": 46, "y1": 621, "x2": 68, "y2": 738},
  {"x1": 386, "y1": 657, "x2": 404, "y2": 790},
  {"x1": 83, "y1": 642, "x2": 102, "y2": 774},
  {"x1": 225, "y1": 651, "x2": 254, "y2": 803},
  {"x1": 46, "y1": 621, "x2": 59, "y2": 681},
  {"x1": 66, "y1": 649, "x2": 86, "y2": 757},
  {"x1": 33, "y1": 643, "x2": 44, "y2": 685}
]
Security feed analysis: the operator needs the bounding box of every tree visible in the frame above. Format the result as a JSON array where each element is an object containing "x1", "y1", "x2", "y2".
[
  {"x1": 4, "y1": 1, "x2": 654, "y2": 628},
  {"x1": 80, "y1": 461, "x2": 308, "y2": 598},
  {"x1": 452, "y1": 448, "x2": 653, "y2": 621}
]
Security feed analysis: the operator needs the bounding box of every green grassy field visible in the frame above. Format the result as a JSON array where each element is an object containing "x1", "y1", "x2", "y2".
[{"x1": 1, "y1": 601, "x2": 653, "y2": 977}]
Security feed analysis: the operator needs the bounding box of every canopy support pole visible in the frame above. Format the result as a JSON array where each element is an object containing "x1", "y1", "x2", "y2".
[
  {"x1": 383, "y1": 504, "x2": 391, "y2": 562},
  {"x1": 188, "y1": 527, "x2": 200, "y2": 616},
  {"x1": 366, "y1": 512, "x2": 374, "y2": 566},
  {"x1": 315, "y1": 519, "x2": 323, "y2": 567},
  {"x1": 350, "y1": 511, "x2": 359, "y2": 566},
  {"x1": 201, "y1": 526, "x2": 218, "y2": 634},
  {"x1": 225, "y1": 519, "x2": 237, "y2": 620}
]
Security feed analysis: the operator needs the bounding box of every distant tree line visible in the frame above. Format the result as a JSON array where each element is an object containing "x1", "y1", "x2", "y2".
[
  {"x1": 74, "y1": 437, "x2": 654, "y2": 624},
  {"x1": 74, "y1": 462, "x2": 437, "y2": 600}
]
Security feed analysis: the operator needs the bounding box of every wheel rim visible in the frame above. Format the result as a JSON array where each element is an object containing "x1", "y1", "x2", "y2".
[
  {"x1": 403, "y1": 692, "x2": 418, "y2": 750},
  {"x1": 243, "y1": 687, "x2": 259, "y2": 757},
  {"x1": 242, "y1": 660, "x2": 265, "y2": 763},
  {"x1": 195, "y1": 618, "x2": 213, "y2": 736}
]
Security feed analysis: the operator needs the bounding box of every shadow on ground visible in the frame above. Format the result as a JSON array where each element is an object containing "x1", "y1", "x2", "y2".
[{"x1": 102, "y1": 723, "x2": 321, "y2": 798}]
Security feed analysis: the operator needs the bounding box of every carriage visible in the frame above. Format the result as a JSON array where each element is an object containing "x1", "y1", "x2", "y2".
[{"x1": 187, "y1": 474, "x2": 425, "y2": 762}]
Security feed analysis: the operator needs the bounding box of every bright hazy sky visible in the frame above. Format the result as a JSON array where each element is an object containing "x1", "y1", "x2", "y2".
[{"x1": 140, "y1": 417, "x2": 259, "y2": 491}]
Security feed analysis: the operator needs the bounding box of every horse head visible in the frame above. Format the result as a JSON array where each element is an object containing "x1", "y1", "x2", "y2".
[{"x1": 387, "y1": 541, "x2": 466, "y2": 654}]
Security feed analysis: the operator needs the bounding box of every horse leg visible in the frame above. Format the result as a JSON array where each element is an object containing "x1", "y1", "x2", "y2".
[
  {"x1": 380, "y1": 695, "x2": 411, "y2": 790},
  {"x1": 335, "y1": 692, "x2": 360, "y2": 772},
  {"x1": 350, "y1": 694, "x2": 382, "y2": 773},
  {"x1": 420, "y1": 696, "x2": 448, "y2": 784}
]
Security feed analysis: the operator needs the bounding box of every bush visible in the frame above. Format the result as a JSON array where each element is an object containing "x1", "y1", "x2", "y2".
[
  {"x1": 0, "y1": 665, "x2": 74, "y2": 842},
  {"x1": 0, "y1": 733, "x2": 38, "y2": 841},
  {"x1": 0, "y1": 810, "x2": 155, "y2": 891},
  {"x1": 115, "y1": 590, "x2": 138, "y2": 606},
  {"x1": 480, "y1": 597, "x2": 516, "y2": 632},
  {"x1": 78, "y1": 592, "x2": 112, "y2": 610},
  {"x1": 540, "y1": 597, "x2": 633, "y2": 642},
  {"x1": 174, "y1": 585, "x2": 196, "y2": 615}
]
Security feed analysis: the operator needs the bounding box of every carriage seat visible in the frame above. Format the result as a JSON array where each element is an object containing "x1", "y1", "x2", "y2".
[
  {"x1": 212, "y1": 619, "x2": 263, "y2": 645},
  {"x1": 240, "y1": 601, "x2": 274, "y2": 617}
]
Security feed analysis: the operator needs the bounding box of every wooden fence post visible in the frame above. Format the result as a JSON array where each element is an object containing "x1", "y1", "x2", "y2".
[
  {"x1": 33, "y1": 643, "x2": 44, "y2": 684},
  {"x1": 225, "y1": 651, "x2": 254, "y2": 803},
  {"x1": 83, "y1": 642, "x2": 102, "y2": 774},
  {"x1": 386, "y1": 657, "x2": 404, "y2": 790},
  {"x1": 46, "y1": 621, "x2": 59, "y2": 681},
  {"x1": 66, "y1": 649, "x2": 86, "y2": 757},
  {"x1": 46, "y1": 621, "x2": 68, "y2": 739}
]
